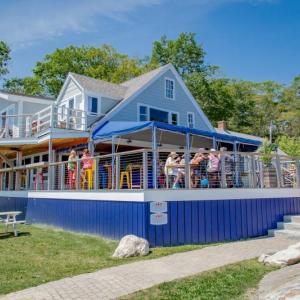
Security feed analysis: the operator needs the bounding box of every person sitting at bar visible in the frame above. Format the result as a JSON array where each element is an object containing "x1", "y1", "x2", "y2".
[
  {"x1": 173, "y1": 155, "x2": 186, "y2": 189},
  {"x1": 164, "y1": 152, "x2": 180, "y2": 188},
  {"x1": 207, "y1": 149, "x2": 220, "y2": 188},
  {"x1": 219, "y1": 147, "x2": 234, "y2": 188},
  {"x1": 190, "y1": 148, "x2": 209, "y2": 188},
  {"x1": 67, "y1": 150, "x2": 77, "y2": 189}
]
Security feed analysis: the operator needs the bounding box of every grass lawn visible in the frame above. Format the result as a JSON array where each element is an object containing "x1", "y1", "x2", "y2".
[
  {"x1": 0, "y1": 224, "x2": 210, "y2": 295},
  {"x1": 121, "y1": 260, "x2": 277, "y2": 300}
]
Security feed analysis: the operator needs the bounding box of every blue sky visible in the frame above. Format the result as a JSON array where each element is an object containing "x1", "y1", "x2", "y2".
[{"x1": 1, "y1": 0, "x2": 299, "y2": 84}]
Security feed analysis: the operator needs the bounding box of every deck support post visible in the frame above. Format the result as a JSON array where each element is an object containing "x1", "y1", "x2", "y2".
[
  {"x1": 48, "y1": 138, "x2": 53, "y2": 190},
  {"x1": 152, "y1": 126, "x2": 157, "y2": 189},
  {"x1": 15, "y1": 151, "x2": 22, "y2": 190},
  {"x1": 185, "y1": 133, "x2": 191, "y2": 189},
  {"x1": 115, "y1": 155, "x2": 120, "y2": 190},
  {"x1": 250, "y1": 154, "x2": 257, "y2": 188},
  {"x1": 143, "y1": 150, "x2": 148, "y2": 189},
  {"x1": 212, "y1": 136, "x2": 217, "y2": 149},
  {"x1": 111, "y1": 136, "x2": 116, "y2": 190},
  {"x1": 233, "y1": 141, "x2": 239, "y2": 187}
]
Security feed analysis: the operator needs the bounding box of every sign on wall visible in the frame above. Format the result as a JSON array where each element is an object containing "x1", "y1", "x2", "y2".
[
  {"x1": 150, "y1": 212, "x2": 168, "y2": 225},
  {"x1": 150, "y1": 201, "x2": 167, "y2": 213}
]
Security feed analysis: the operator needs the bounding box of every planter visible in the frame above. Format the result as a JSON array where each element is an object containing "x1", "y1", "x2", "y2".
[{"x1": 263, "y1": 166, "x2": 278, "y2": 188}]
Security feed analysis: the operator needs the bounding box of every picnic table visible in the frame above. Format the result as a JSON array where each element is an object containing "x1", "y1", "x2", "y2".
[{"x1": 0, "y1": 211, "x2": 25, "y2": 237}]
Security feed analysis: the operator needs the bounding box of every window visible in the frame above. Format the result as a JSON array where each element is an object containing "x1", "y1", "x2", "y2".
[
  {"x1": 69, "y1": 98, "x2": 74, "y2": 110},
  {"x1": 187, "y1": 112, "x2": 194, "y2": 128},
  {"x1": 149, "y1": 108, "x2": 169, "y2": 123},
  {"x1": 165, "y1": 78, "x2": 175, "y2": 100},
  {"x1": 88, "y1": 97, "x2": 98, "y2": 114},
  {"x1": 171, "y1": 113, "x2": 178, "y2": 125},
  {"x1": 139, "y1": 105, "x2": 148, "y2": 121}
]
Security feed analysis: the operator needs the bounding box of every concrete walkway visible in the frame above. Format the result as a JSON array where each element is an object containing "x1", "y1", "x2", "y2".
[{"x1": 1, "y1": 237, "x2": 295, "y2": 300}]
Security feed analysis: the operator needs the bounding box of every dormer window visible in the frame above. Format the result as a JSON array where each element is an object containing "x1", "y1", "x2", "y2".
[
  {"x1": 165, "y1": 78, "x2": 175, "y2": 100},
  {"x1": 88, "y1": 97, "x2": 98, "y2": 114}
]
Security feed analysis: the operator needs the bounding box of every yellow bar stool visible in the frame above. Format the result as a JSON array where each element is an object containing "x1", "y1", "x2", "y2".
[{"x1": 119, "y1": 170, "x2": 131, "y2": 189}]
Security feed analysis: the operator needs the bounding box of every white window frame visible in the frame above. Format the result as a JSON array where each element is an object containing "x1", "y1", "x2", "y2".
[
  {"x1": 137, "y1": 104, "x2": 149, "y2": 121},
  {"x1": 137, "y1": 103, "x2": 179, "y2": 125},
  {"x1": 165, "y1": 78, "x2": 175, "y2": 100},
  {"x1": 170, "y1": 112, "x2": 179, "y2": 126},
  {"x1": 88, "y1": 96, "x2": 99, "y2": 115},
  {"x1": 187, "y1": 112, "x2": 195, "y2": 128}
]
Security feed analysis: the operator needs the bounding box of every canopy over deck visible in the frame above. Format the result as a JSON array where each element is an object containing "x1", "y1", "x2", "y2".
[{"x1": 92, "y1": 121, "x2": 262, "y2": 146}]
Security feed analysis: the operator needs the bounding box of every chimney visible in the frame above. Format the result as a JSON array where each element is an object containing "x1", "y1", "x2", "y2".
[{"x1": 217, "y1": 120, "x2": 227, "y2": 131}]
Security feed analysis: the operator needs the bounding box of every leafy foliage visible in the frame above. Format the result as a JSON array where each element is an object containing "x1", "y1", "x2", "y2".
[
  {"x1": 1, "y1": 33, "x2": 299, "y2": 140},
  {"x1": 0, "y1": 41, "x2": 10, "y2": 77},
  {"x1": 258, "y1": 139, "x2": 277, "y2": 165},
  {"x1": 277, "y1": 136, "x2": 300, "y2": 158},
  {"x1": 2, "y1": 77, "x2": 44, "y2": 96}
]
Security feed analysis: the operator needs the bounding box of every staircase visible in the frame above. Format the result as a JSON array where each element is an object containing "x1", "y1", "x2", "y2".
[{"x1": 269, "y1": 215, "x2": 300, "y2": 239}]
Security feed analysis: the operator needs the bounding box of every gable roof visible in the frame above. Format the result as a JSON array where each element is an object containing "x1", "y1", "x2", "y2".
[
  {"x1": 0, "y1": 90, "x2": 55, "y2": 104},
  {"x1": 120, "y1": 65, "x2": 166, "y2": 99},
  {"x1": 92, "y1": 64, "x2": 215, "y2": 132},
  {"x1": 69, "y1": 73, "x2": 127, "y2": 100}
]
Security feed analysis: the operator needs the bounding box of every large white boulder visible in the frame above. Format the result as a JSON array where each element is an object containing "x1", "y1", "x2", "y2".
[
  {"x1": 112, "y1": 235, "x2": 149, "y2": 258},
  {"x1": 259, "y1": 242, "x2": 300, "y2": 267}
]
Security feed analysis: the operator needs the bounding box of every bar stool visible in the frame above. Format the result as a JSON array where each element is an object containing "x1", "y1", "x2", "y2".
[{"x1": 120, "y1": 170, "x2": 131, "y2": 189}]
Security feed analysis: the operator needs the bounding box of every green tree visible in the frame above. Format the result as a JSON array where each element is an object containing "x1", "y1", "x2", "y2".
[
  {"x1": 277, "y1": 75, "x2": 300, "y2": 137},
  {"x1": 33, "y1": 44, "x2": 146, "y2": 96},
  {"x1": 151, "y1": 33, "x2": 215, "y2": 77},
  {"x1": 2, "y1": 77, "x2": 44, "y2": 96},
  {"x1": 0, "y1": 41, "x2": 11, "y2": 77},
  {"x1": 277, "y1": 136, "x2": 300, "y2": 158}
]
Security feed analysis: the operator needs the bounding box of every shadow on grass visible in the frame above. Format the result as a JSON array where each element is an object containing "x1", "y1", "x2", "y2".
[{"x1": 0, "y1": 232, "x2": 31, "y2": 239}]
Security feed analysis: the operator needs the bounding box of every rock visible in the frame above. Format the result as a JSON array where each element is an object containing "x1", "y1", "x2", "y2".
[
  {"x1": 259, "y1": 242, "x2": 300, "y2": 267},
  {"x1": 112, "y1": 235, "x2": 149, "y2": 258}
]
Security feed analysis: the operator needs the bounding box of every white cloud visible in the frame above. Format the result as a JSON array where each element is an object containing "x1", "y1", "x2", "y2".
[{"x1": 0, "y1": 0, "x2": 160, "y2": 47}]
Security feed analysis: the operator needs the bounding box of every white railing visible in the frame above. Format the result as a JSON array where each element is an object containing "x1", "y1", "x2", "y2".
[
  {"x1": 1, "y1": 149, "x2": 299, "y2": 191},
  {"x1": 0, "y1": 105, "x2": 88, "y2": 139}
]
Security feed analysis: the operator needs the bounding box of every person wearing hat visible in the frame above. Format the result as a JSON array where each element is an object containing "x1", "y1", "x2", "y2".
[
  {"x1": 207, "y1": 148, "x2": 220, "y2": 188},
  {"x1": 164, "y1": 152, "x2": 180, "y2": 188},
  {"x1": 190, "y1": 148, "x2": 209, "y2": 188}
]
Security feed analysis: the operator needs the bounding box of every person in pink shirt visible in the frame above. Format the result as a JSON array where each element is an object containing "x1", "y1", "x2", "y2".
[
  {"x1": 207, "y1": 149, "x2": 220, "y2": 188},
  {"x1": 81, "y1": 149, "x2": 93, "y2": 185}
]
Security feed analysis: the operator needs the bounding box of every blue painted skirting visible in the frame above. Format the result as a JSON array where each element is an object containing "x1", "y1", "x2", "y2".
[
  {"x1": 1, "y1": 196, "x2": 300, "y2": 247},
  {"x1": 0, "y1": 196, "x2": 28, "y2": 221}
]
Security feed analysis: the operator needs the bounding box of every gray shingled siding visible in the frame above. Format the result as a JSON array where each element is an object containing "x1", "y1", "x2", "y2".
[
  {"x1": 101, "y1": 97, "x2": 119, "y2": 114},
  {"x1": 110, "y1": 70, "x2": 211, "y2": 131},
  {"x1": 61, "y1": 80, "x2": 81, "y2": 103}
]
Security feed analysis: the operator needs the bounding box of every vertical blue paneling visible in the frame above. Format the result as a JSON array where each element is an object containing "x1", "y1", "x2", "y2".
[
  {"x1": 184, "y1": 201, "x2": 192, "y2": 244},
  {"x1": 170, "y1": 202, "x2": 178, "y2": 245},
  {"x1": 224, "y1": 200, "x2": 231, "y2": 241},
  {"x1": 191, "y1": 202, "x2": 199, "y2": 243},
  {"x1": 204, "y1": 201, "x2": 212, "y2": 243},
  {"x1": 256, "y1": 199, "x2": 263, "y2": 236},
  {"x1": 198, "y1": 201, "x2": 206, "y2": 243},
  {"x1": 240, "y1": 200, "x2": 248, "y2": 239},
  {"x1": 235, "y1": 200, "x2": 242, "y2": 240},
  {"x1": 217, "y1": 200, "x2": 225, "y2": 241},
  {"x1": 211, "y1": 201, "x2": 219, "y2": 242},
  {"x1": 2, "y1": 196, "x2": 300, "y2": 247},
  {"x1": 177, "y1": 201, "x2": 185, "y2": 244},
  {"x1": 230, "y1": 200, "x2": 237, "y2": 240}
]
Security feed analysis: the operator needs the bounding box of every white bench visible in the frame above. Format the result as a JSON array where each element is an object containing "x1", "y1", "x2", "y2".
[{"x1": 0, "y1": 211, "x2": 25, "y2": 237}]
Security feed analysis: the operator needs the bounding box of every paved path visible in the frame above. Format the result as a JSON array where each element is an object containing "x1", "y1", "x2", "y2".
[{"x1": 1, "y1": 237, "x2": 295, "y2": 300}]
